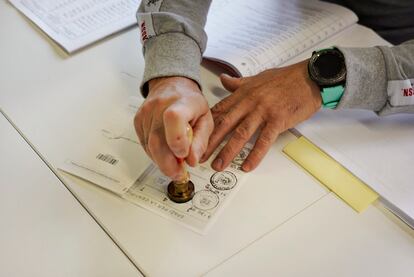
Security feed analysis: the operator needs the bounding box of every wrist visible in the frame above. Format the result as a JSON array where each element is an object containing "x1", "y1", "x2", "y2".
[
  {"x1": 299, "y1": 60, "x2": 323, "y2": 109},
  {"x1": 148, "y1": 76, "x2": 201, "y2": 98},
  {"x1": 308, "y1": 47, "x2": 346, "y2": 109}
]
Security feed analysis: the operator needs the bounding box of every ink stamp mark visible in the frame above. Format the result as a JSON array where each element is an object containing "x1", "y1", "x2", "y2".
[
  {"x1": 192, "y1": 190, "x2": 219, "y2": 210},
  {"x1": 210, "y1": 171, "x2": 237, "y2": 191}
]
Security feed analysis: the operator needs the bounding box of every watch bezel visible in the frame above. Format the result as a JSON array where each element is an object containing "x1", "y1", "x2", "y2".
[{"x1": 308, "y1": 48, "x2": 346, "y2": 87}]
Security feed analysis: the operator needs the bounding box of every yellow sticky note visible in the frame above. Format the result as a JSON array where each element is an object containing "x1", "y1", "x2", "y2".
[{"x1": 283, "y1": 137, "x2": 378, "y2": 212}]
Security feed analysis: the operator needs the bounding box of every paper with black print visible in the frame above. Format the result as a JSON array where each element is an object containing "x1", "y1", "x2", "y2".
[
  {"x1": 124, "y1": 143, "x2": 252, "y2": 234},
  {"x1": 58, "y1": 96, "x2": 253, "y2": 234}
]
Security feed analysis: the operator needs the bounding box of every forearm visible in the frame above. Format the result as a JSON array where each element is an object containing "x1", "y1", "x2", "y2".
[
  {"x1": 137, "y1": 0, "x2": 212, "y2": 97},
  {"x1": 337, "y1": 39, "x2": 414, "y2": 115}
]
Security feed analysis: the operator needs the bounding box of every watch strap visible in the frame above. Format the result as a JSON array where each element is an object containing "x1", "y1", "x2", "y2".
[{"x1": 321, "y1": 85, "x2": 344, "y2": 109}]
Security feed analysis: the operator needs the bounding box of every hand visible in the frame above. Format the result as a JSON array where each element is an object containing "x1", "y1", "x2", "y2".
[
  {"x1": 134, "y1": 77, "x2": 213, "y2": 180},
  {"x1": 201, "y1": 60, "x2": 322, "y2": 172}
]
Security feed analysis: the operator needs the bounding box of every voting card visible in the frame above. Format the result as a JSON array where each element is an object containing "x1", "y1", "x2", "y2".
[{"x1": 124, "y1": 143, "x2": 252, "y2": 234}]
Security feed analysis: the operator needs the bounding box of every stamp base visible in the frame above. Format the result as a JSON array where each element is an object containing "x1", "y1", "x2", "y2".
[{"x1": 167, "y1": 180, "x2": 195, "y2": 203}]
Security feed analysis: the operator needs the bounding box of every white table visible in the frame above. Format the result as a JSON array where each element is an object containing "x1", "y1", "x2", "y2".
[
  {"x1": 1, "y1": 1, "x2": 413, "y2": 276},
  {"x1": 0, "y1": 110, "x2": 142, "y2": 277}
]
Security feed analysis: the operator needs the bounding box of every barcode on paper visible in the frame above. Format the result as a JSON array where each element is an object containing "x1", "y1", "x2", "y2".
[{"x1": 96, "y1": 153, "x2": 118, "y2": 165}]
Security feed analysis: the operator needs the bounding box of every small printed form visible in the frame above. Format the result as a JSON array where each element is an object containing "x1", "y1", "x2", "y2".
[{"x1": 124, "y1": 143, "x2": 252, "y2": 234}]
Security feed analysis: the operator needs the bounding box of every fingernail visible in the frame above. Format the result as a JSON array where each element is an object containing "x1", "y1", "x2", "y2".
[
  {"x1": 212, "y1": 158, "x2": 223, "y2": 171},
  {"x1": 200, "y1": 154, "x2": 207, "y2": 163},
  {"x1": 242, "y1": 162, "x2": 250, "y2": 172}
]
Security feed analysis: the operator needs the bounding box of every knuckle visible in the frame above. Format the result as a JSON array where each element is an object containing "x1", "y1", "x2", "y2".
[
  {"x1": 144, "y1": 97, "x2": 157, "y2": 108},
  {"x1": 215, "y1": 114, "x2": 230, "y2": 127},
  {"x1": 221, "y1": 143, "x2": 237, "y2": 158},
  {"x1": 147, "y1": 95, "x2": 171, "y2": 108},
  {"x1": 245, "y1": 91, "x2": 257, "y2": 102},
  {"x1": 272, "y1": 118, "x2": 287, "y2": 132},
  {"x1": 211, "y1": 102, "x2": 224, "y2": 114},
  {"x1": 163, "y1": 106, "x2": 180, "y2": 121},
  {"x1": 259, "y1": 133, "x2": 274, "y2": 146},
  {"x1": 137, "y1": 102, "x2": 153, "y2": 117},
  {"x1": 233, "y1": 125, "x2": 250, "y2": 142},
  {"x1": 211, "y1": 98, "x2": 231, "y2": 115},
  {"x1": 254, "y1": 141, "x2": 271, "y2": 157},
  {"x1": 150, "y1": 97, "x2": 164, "y2": 107}
]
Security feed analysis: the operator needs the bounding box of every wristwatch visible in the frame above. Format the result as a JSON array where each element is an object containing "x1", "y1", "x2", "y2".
[{"x1": 308, "y1": 47, "x2": 346, "y2": 109}]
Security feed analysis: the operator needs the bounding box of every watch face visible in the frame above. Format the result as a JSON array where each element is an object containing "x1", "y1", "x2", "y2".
[{"x1": 309, "y1": 49, "x2": 346, "y2": 86}]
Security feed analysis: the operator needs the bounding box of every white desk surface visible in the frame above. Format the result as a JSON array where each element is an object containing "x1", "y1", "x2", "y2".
[
  {"x1": 1, "y1": 1, "x2": 413, "y2": 276},
  {"x1": 0, "y1": 111, "x2": 142, "y2": 277}
]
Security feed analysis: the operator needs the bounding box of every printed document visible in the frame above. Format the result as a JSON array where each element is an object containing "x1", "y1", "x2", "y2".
[
  {"x1": 204, "y1": 0, "x2": 358, "y2": 76},
  {"x1": 9, "y1": 0, "x2": 140, "y2": 53},
  {"x1": 124, "y1": 143, "x2": 251, "y2": 234},
  {"x1": 59, "y1": 98, "x2": 252, "y2": 234}
]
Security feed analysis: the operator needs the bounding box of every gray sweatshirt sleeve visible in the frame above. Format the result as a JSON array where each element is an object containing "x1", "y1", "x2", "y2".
[
  {"x1": 337, "y1": 40, "x2": 414, "y2": 115},
  {"x1": 137, "y1": 0, "x2": 212, "y2": 97},
  {"x1": 137, "y1": 1, "x2": 414, "y2": 116}
]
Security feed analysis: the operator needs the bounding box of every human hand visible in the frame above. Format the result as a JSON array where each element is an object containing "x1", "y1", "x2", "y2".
[
  {"x1": 134, "y1": 77, "x2": 213, "y2": 180},
  {"x1": 201, "y1": 60, "x2": 322, "y2": 172}
]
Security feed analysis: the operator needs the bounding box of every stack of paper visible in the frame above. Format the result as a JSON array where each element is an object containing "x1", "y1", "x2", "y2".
[{"x1": 297, "y1": 109, "x2": 414, "y2": 228}]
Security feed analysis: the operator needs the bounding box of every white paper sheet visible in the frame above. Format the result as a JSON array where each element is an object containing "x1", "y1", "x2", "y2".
[
  {"x1": 9, "y1": 0, "x2": 139, "y2": 53},
  {"x1": 124, "y1": 143, "x2": 252, "y2": 234},
  {"x1": 204, "y1": 0, "x2": 358, "y2": 76},
  {"x1": 297, "y1": 109, "x2": 414, "y2": 228},
  {"x1": 58, "y1": 99, "x2": 151, "y2": 195}
]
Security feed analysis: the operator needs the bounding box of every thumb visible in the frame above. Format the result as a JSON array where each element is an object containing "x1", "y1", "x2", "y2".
[{"x1": 220, "y1": 74, "x2": 243, "y2": 92}]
